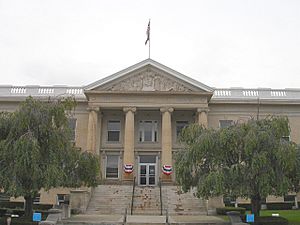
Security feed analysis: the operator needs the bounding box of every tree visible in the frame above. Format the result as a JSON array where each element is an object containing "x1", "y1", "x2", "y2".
[
  {"x1": 0, "y1": 97, "x2": 100, "y2": 217},
  {"x1": 175, "y1": 116, "x2": 300, "y2": 217}
]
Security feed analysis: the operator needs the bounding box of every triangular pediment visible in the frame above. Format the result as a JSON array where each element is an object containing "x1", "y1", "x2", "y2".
[{"x1": 85, "y1": 59, "x2": 214, "y2": 93}]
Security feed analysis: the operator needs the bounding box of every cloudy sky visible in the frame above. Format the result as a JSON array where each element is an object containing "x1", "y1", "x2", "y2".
[{"x1": 0, "y1": 0, "x2": 299, "y2": 89}]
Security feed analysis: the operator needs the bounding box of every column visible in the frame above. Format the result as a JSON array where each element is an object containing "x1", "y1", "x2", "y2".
[
  {"x1": 160, "y1": 107, "x2": 174, "y2": 182},
  {"x1": 197, "y1": 108, "x2": 209, "y2": 128},
  {"x1": 96, "y1": 112, "x2": 102, "y2": 155},
  {"x1": 123, "y1": 107, "x2": 136, "y2": 180},
  {"x1": 86, "y1": 107, "x2": 99, "y2": 154}
]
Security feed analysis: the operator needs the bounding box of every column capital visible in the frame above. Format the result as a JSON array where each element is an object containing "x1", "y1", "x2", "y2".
[
  {"x1": 87, "y1": 107, "x2": 100, "y2": 112},
  {"x1": 123, "y1": 107, "x2": 136, "y2": 113},
  {"x1": 197, "y1": 107, "x2": 210, "y2": 113},
  {"x1": 160, "y1": 107, "x2": 174, "y2": 113}
]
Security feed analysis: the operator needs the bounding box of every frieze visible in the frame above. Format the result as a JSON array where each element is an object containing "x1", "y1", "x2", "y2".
[{"x1": 106, "y1": 68, "x2": 193, "y2": 92}]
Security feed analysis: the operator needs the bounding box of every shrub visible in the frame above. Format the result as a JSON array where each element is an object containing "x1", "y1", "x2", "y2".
[
  {"x1": 224, "y1": 202, "x2": 235, "y2": 207},
  {"x1": 246, "y1": 216, "x2": 288, "y2": 225},
  {"x1": 0, "y1": 208, "x2": 7, "y2": 216},
  {"x1": 216, "y1": 206, "x2": 246, "y2": 215},
  {"x1": 12, "y1": 209, "x2": 25, "y2": 217},
  {"x1": 266, "y1": 202, "x2": 293, "y2": 210},
  {"x1": 32, "y1": 204, "x2": 53, "y2": 211},
  {"x1": 0, "y1": 201, "x2": 24, "y2": 209},
  {"x1": 237, "y1": 203, "x2": 252, "y2": 210},
  {"x1": 71, "y1": 208, "x2": 81, "y2": 215},
  {"x1": 0, "y1": 216, "x2": 39, "y2": 225}
]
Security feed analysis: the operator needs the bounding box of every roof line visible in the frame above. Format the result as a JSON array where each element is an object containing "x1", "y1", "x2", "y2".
[{"x1": 84, "y1": 58, "x2": 214, "y2": 92}]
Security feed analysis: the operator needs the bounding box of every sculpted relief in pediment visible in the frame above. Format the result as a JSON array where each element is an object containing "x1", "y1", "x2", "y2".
[{"x1": 105, "y1": 68, "x2": 193, "y2": 92}]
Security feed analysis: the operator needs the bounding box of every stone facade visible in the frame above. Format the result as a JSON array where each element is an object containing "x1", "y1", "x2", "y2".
[{"x1": 1, "y1": 59, "x2": 300, "y2": 207}]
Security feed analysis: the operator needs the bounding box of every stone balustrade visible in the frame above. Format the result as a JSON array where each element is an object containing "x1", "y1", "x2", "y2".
[
  {"x1": 212, "y1": 88, "x2": 300, "y2": 100},
  {"x1": 1, "y1": 85, "x2": 300, "y2": 101},
  {"x1": 0, "y1": 85, "x2": 85, "y2": 100}
]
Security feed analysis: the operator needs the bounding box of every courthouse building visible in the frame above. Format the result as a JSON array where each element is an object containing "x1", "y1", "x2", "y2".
[{"x1": 1, "y1": 59, "x2": 300, "y2": 206}]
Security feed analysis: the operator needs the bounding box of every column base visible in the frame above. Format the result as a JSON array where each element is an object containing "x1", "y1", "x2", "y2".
[
  {"x1": 123, "y1": 172, "x2": 134, "y2": 181},
  {"x1": 161, "y1": 174, "x2": 172, "y2": 183}
]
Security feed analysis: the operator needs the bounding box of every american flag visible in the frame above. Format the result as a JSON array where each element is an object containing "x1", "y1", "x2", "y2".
[{"x1": 145, "y1": 20, "x2": 150, "y2": 45}]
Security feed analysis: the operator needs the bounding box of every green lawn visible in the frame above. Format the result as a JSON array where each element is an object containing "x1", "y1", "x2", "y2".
[
  {"x1": 259, "y1": 210, "x2": 300, "y2": 225},
  {"x1": 217, "y1": 210, "x2": 300, "y2": 225}
]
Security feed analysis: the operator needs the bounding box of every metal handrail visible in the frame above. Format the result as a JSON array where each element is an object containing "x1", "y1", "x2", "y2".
[
  {"x1": 123, "y1": 208, "x2": 127, "y2": 224},
  {"x1": 165, "y1": 209, "x2": 169, "y2": 225},
  {"x1": 130, "y1": 176, "x2": 136, "y2": 215},
  {"x1": 159, "y1": 177, "x2": 163, "y2": 215}
]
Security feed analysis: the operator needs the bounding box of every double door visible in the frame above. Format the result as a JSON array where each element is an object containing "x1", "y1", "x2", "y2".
[{"x1": 139, "y1": 163, "x2": 156, "y2": 186}]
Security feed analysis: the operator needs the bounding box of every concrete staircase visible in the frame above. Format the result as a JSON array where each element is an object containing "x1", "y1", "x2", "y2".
[
  {"x1": 86, "y1": 184, "x2": 132, "y2": 215},
  {"x1": 85, "y1": 184, "x2": 206, "y2": 216},
  {"x1": 132, "y1": 186, "x2": 162, "y2": 215},
  {"x1": 163, "y1": 185, "x2": 207, "y2": 215}
]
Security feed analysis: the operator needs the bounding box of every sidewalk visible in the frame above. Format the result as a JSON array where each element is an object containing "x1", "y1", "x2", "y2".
[{"x1": 60, "y1": 214, "x2": 229, "y2": 225}]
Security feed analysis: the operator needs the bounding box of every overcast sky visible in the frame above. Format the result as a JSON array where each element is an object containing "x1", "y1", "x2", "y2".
[{"x1": 0, "y1": 0, "x2": 300, "y2": 89}]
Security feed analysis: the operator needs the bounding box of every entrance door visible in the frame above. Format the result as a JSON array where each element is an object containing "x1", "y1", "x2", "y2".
[{"x1": 139, "y1": 163, "x2": 156, "y2": 186}]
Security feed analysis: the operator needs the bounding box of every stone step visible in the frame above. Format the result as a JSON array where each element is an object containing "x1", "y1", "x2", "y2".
[
  {"x1": 86, "y1": 184, "x2": 207, "y2": 216},
  {"x1": 86, "y1": 185, "x2": 133, "y2": 215},
  {"x1": 59, "y1": 215, "x2": 228, "y2": 225}
]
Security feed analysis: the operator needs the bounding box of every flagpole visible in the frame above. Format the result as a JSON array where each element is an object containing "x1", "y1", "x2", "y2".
[
  {"x1": 148, "y1": 19, "x2": 151, "y2": 58},
  {"x1": 145, "y1": 19, "x2": 151, "y2": 59},
  {"x1": 149, "y1": 37, "x2": 150, "y2": 59}
]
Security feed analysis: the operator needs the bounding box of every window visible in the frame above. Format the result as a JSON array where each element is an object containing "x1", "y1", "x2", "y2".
[
  {"x1": 106, "y1": 155, "x2": 119, "y2": 178},
  {"x1": 139, "y1": 120, "x2": 158, "y2": 142},
  {"x1": 107, "y1": 120, "x2": 121, "y2": 142},
  {"x1": 282, "y1": 136, "x2": 290, "y2": 142},
  {"x1": 68, "y1": 118, "x2": 77, "y2": 141},
  {"x1": 223, "y1": 196, "x2": 236, "y2": 207},
  {"x1": 284, "y1": 195, "x2": 295, "y2": 202},
  {"x1": 219, "y1": 120, "x2": 233, "y2": 128},
  {"x1": 176, "y1": 121, "x2": 188, "y2": 138},
  {"x1": 57, "y1": 194, "x2": 69, "y2": 205}
]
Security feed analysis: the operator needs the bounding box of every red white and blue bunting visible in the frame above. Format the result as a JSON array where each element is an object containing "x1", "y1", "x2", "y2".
[
  {"x1": 162, "y1": 165, "x2": 172, "y2": 175},
  {"x1": 124, "y1": 164, "x2": 134, "y2": 173}
]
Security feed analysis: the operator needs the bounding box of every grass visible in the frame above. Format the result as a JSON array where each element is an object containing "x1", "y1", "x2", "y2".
[
  {"x1": 259, "y1": 210, "x2": 300, "y2": 225},
  {"x1": 216, "y1": 209, "x2": 300, "y2": 224}
]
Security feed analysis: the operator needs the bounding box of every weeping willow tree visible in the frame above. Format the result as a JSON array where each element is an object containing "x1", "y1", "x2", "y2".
[
  {"x1": 175, "y1": 116, "x2": 300, "y2": 217},
  {"x1": 0, "y1": 97, "x2": 100, "y2": 217}
]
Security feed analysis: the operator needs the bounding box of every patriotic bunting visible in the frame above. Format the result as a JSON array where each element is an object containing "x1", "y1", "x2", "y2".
[
  {"x1": 162, "y1": 165, "x2": 172, "y2": 175},
  {"x1": 124, "y1": 164, "x2": 134, "y2": 173}
]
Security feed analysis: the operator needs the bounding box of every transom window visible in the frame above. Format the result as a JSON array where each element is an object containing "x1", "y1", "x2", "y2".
[
  {"x1": 139, "y1": 120, "x2": 158, "y2": 142},
  {"x1": 219, "y1": 120, "x2": 233, "y2": 128},
  {"x1": 106, "y1": 155, "x2": 119, "y2": 179},
  {"x1": 176, "y1": 121, "x2": 189, "y2": 138},
  {"x1": 107, "y1": 120, "x2": 121, "y2": 142}
]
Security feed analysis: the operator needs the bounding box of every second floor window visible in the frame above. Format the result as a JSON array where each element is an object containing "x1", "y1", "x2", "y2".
[
  {"x1": 68, "y1": 118, "x2": 77, "y2": 142},
  {"x1": 219, "y1": 120, "x2": 233, "y2": 128},
  {"x1": 107, "y1": 120, "x2": 121, "y2": 142},
  {"x1": 176, "y1": 121, "x2": 189, "y2": 139},
  {"x1": 139, "y1": 120, "x2": 158, "y2": 142}
]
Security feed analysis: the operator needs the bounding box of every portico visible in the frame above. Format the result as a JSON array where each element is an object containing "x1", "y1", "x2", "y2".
[{"x1": 84, "y1": 59, "x2": 213, "y2": 184}]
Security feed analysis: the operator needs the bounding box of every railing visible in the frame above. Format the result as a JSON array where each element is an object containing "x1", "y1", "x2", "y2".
[
  {"x1": 130, "y1": 176, "x2": 136, "y2": 215},
  {"x1": 159, "y1": 177, "x2": 163, "y2": 216},
  {"x1": 212, "y1": 88, "x2": 300, "y2": 100},
  {"x1": 123, "y1": 208, "x2": 127, "y2": 224},
  {"x1": 0, "y1": 85, "x2": 85, "y2": 99},
  {"x1": 165, "y1": 209, "x2": 169, "y2": 225}
]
